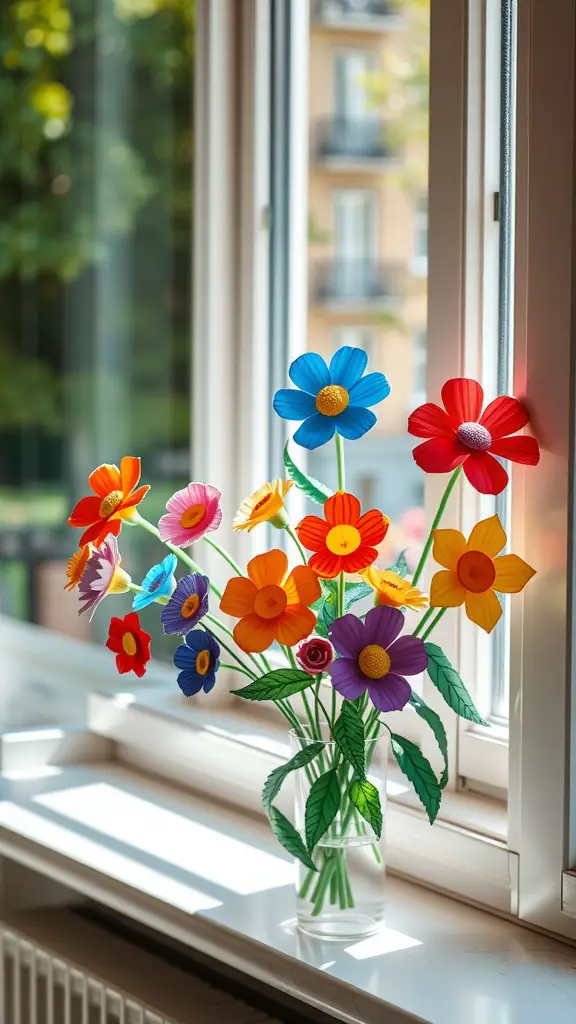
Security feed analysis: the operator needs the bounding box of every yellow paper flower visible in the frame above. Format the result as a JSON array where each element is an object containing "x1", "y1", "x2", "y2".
[
  {"x1": 430, "y1": 515, "x2": 535, "y2": 633},
  {"x1": 362, "y1": 567, "x2": 428, "y2": 611},
  {"x1": 233, "y1": 479, "x2": 294, "y2": 533}
]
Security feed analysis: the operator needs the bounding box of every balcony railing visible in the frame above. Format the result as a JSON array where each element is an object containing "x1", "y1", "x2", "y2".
[
  {"x1": 314, "y1": 118, "x2": 396, "y2": 166},
  {"x1": 313, "y1": 0, "x2": 401, "y2": 29},
  {"x1": 312, "y1": 259, "x2": 401, "y2": 307}
]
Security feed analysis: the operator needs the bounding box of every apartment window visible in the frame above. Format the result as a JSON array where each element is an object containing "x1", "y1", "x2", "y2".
[
  {"x1": 333, "y1": 49, "x2": 377, "y2": 121},
  {"x1": 331, "y1": 326, "x2": 376, "y2": 368}
]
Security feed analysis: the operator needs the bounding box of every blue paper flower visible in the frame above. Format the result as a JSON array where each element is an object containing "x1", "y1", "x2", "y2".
[
  {"x1": 161, "y1": 572, "x2": 209, "y2": 635},
  {"x1": 173, "y1": 629, "x2": 220, "y2": 696},
  {"x1": 272, "y1": 346, "x2": 391, "y2": 450},
  {"x1": 132, "y1": 553, "x2": 177, "y2": 611}
]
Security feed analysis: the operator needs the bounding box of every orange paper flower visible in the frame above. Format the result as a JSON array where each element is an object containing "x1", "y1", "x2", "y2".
[
  {"x1": 219, "y1": 549, "x2": 321, "y2": 653},
  {"x1": 64, "y1": 545, "x2": 92, "y2": 591},
  {"x1": 233, "y1": 479, "x2": 294, "y2": 533},
  {"x1": 296, "y1": 491, "x2": 389, "y2": 579},
  {"x1": 68, "y1": 456, "x2": 150, "y2": 548}
]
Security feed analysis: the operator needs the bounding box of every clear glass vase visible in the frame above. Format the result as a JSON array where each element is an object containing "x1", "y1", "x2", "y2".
[{"x1": 292, "y1": 730, "x2": 387, "y2": 941}]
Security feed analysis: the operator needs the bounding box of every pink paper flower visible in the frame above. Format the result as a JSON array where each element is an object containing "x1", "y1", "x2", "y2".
[
  {"x1": 158, "y1": 482, "x2": 222, "y2": 548},
  {"x1": 296, "y1": 637, "x2": 334, "y2": 675}
]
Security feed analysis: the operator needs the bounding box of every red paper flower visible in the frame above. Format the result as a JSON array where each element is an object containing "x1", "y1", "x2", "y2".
[
  {"x1": 408, "y1": 378, "x2": 540, "y2": 495},
  {"x1": 106, "y1": 611, "x2": 151, "y2": 678}
]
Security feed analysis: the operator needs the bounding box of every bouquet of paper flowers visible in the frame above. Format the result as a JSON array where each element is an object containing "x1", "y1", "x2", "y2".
[{"x1": 66, "y1": 346, "x2": 538, "y2": 931}]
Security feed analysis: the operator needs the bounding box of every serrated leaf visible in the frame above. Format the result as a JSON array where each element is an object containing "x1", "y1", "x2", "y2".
[
  {"x1": 232, "y1": 669, "x2": 315, "y2": 701},
  {"x1": 386, "y1": 549, "x2": 409, "y2": 578},
  {"x1": 425, "y1": 643, "x2": 489, "y2": 726},
  {"x1": 268, "y1": 806, "x2": 317, "y2": 871},
  {"x1": 314, "y1": 618, "x2": 330, "y2": 638},
  {"x1": 343, "y1": 581, "x2": 373, "y2": 611},
  {"x1": 284, "y1": 442, "x2": 331, "y2": 505},
  {"x1": 305, "y1": 769, "x2": 340, "y2": 852},
  {"x1": 390, "y1": 733, "x2": 442, "y2": 824},
  {"x1": 409, "y1": 692, "x2": 449, "y2": 789},
  {"x1": 349, "y1": 779, "x2": 383, "y2": 838},
  {"x1": 333, "y1": 701, "x2": 366, "y2": 779},
  {"x1": 262, "y1": 742, "x2": 324, "y2": 813}
]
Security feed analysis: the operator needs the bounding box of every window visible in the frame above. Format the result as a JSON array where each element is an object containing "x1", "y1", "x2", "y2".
[
  {"x1": 412, "y1": 195, "x2": 428, "y2": 274},
  {"x1": 410, "y1": 328, "x2": 427, "y2": 409}
]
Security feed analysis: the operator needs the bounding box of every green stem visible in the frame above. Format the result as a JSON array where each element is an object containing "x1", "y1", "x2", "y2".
[
  {"x1": 203, "y1": 535, "x2": 243, "y2": 577},
  {"x1": 335, "y1": 432, "x2": 345, "y2": 491},
  {"x1": 412, "y1": 605, "x2": 435, "y2": 637},
  {"x1": 420, "y1": 606, "x2": 447, "y2": 642},
  {"x1": 219, "y1": 663, "x2": 254, "y2": 678},
  {"x1": 201, "y1": 624, "x2": 257, "y2": 679},
  {"x1": 133, "y1": 512, "x2": 223, "y2": 600},
  {"x1": 285, "y1": 525, "x2": 307, "y2": 564},
  {"x1": 411, "y1": 466, "x2": 462, "y2": 588}
]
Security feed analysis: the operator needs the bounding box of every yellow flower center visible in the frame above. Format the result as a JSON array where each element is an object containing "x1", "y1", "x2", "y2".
[
  {"x1": 181, "y1": 593, "x2": 200, "y2": 619},
  {"x1": 358, "y1": 644, "x2": 391, "y2": 680},
  {"x1": 180, "y1": 503, "x2": 206, "y2": 529},
  {"x1": 315, "y1": 385, "x2": 350, "y2": 417},
  {"x1": 99, "y1": 490, "x2": 123, "y2": 518},
  {"x1": 196, "y1": 650, "x2": 211, "y2": 676},
  {"x1": 252, "y1": 493, "x2": 273, "y2": 514},
  {"x1": 457, "y1": 550, "x2": 496, "y2": 593},
  {"x1": 122, "y1": 632, "x2": 137, "y2": 656},
  {"x1": 326, "y1": 524, "x2": 361, "y2": 555},
  {"x1": 254, "y1": 584, "x2": 288, "y2": 620}
]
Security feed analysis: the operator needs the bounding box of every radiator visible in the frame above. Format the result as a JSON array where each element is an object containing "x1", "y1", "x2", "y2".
[{"x1": 0, "y1": 910, "x2": 281, "y2": 1024}]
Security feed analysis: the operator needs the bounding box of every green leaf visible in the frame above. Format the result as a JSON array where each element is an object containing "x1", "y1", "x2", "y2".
[
  {"x1": 314, "y1": 618, "x2": 329, "y2": 639},
  {"x1": 333, "y1": 701, "x2": 366, "y2": 779},
  {"x1": 268, "y1": 806, "x2": 317, "y2": 871},
  {"x1": 343, "y1": 581, "x2": 373, "y2": 611},
  {"x1": 232, "y1": 669, "x2": 315, "y2": 702},
  {"x1": 305, "y1": 769, "x2": 340, "y2": 852},
  {"x1": 262, "y1": 742, "x2": 325, "y2": 813},
  {"x1": 409, "y1": 692, "x2": 449, "y2": 789},
  {"x1": 386, "y1": 549, "x2": 409, "y2": 578},
  {"x1": 284, "y1": 441, "x2": 331, "y2": 505},
  {"x1": 349, "y1": 779, "x2": 383, "y2": 838},
  {"x1": 425, "y1": 643, "x2": 489, "y2": 726},
  {"x1": 390, "y1": 733, "x2": 442, "y2": 824}
]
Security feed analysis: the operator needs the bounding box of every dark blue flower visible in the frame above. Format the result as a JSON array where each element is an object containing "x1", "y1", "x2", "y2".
[
  {"x1": 132, "y1": 553, "x2": 177, "y2": 611},
  {"x1": 173, "y1": 629, "x2": 220, "y2": 696},
  {"x1": 162, "y1": 572, "x2": 209, "y2": 635},
  {"x1": 273, "y1": 346, "x2": 390, "y2": 450}
]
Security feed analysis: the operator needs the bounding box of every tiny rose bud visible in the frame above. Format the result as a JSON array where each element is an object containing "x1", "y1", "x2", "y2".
[{"x1": 296, "y1": 637, "x2": 334, "y2": 675}]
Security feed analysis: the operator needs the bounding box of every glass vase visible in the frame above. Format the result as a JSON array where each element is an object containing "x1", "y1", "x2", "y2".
[{"x1": 291, "y1": 730, "x2": 387, "y2": 941}]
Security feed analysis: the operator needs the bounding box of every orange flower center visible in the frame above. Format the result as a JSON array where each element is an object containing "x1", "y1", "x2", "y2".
[
  {"x1": 181, "y1": 593, "x2": 200, "y2": 619},
  {"x1": 457, "y1": 550, "x2": 496, "y2": 593},
  {"x1": 196, "y1": 650, "x2": 211, "y2": 675},
  {"x1": 252, "y1": 493, "x2": 272, "y2": 514},
  {"x1": 316, "y1": 385, "x2": 349, "y2": 417},
  {"x1": 122, "y1": 632, "x2": 137, "y2": 656},
  {"x1": 326, "y1": 524, "x2": 361, "y2": 555},
  {"x1": 180, "y1": 503, "x2": 206, "y2": 529},
  {"x1": 358, "y1": 644, "x2": 391, "y2": 680},
  {"x1": 99, "y1": 490, "x2": 123, "y2": 518},
  {"x1": 254, "y1": 584, "x2": 288, "y2": 620}
]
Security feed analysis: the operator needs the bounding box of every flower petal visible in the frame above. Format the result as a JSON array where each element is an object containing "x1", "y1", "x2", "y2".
[
  {"x1": 296, "y1": 515, "x2": 330, "y2": 552},
  {"x1": 283, "y1": 566, "x2": 322, "y2": 607},
  {"x1": 117, "y1": 484, "x2": 150, "y2": 513},
  {"x1": 348, "y1": 371, "x2": 391, "y2": 408},
  {"x1": 432, "y1": 528, "x2": 467, "y2": 570},
  {"x1": 329, "y1": 657, "x2": 367, "y2": 700},
  {"x1": 120, "y1": 456, "x2": 141, "y2": 496},
  {"x1": 247, "y1": 548, "x2": 288, "y2": 589},
  {"x1": 480, "y1": 395, "x2": 528, "y2": 438},
  {"x1": 177, "y1": 670, "x2": 206, "y2": 698},
  {"x1": 408, "y1": 403, "x2": 455, "y2": 439},
  {"x1": 329, "y1": 346, "x2": 368, "y2": 389},
  {"x1": 341, "y1": 545, "x2": 379, "y2": 574},
  {"x1": 367, "y1": 673, "x2": 412, "y2": 712},
  {"x1": 272, "y1": 389, "x2": 318, "y2": 421},
  {"x1": 324, "y1": 491, "x2": 361, "y2": 525},
  {"x1": 289, "y1": 352, "x2": 330, "y2": 395},
  {"x1": 463, "y1": 451, "x2": 509, "y2": 495},
  {"x1": 441, "y1": 378, "x2": 483, "y2": 426},
  {"x1": 430, "y1": 570, "x2": 466, "y2": 607},
  {"x1": 88, "y1": 464, "x2": 121, "y2": 497},
  {"x1": 68, "y1": 495, "x2": 102, "y2": 527},
  {"x1": 489, "y1": 435, "x2": 540, "y2": 465},
  {"x1": 356, "y1": 509, "x2": 390, "y2": 546},
  {"x1": 309, "y1": 550, "x2": 341, "y2": 578},
  {"x1": 467, "y1": 515, "x2": 506, "y2": 558},
  {"x1": 465, "y1": 589, "x2": 502, "y2": 633},
  {"x1": 334, "y1": 406, "x2": 377, "y2": 440},
  {"x1": 233, "y1": 613, "x2": 276, "y2": 653},
  {"x1": 219, "y1": 576, "x2": 258, "y2": 617},
  {"x1": 329, "y1": 613, "x2": 367, "y2": 658},
  {"x1": 493, "y1": 554, "x2": 536, "y2": 593},
  {"x1": 363, "y1": 605, "x2": 404, "y2": 647},
  {"x1": 274, "y1": 606, "x2": 316, "y2": 647},
  {"x1": 412, "y1": 436, "x2": 468, "y2": 473},
  {"x1": 387, "y1": 635, "x2": 428, "y2": 676},
  {"x1": 293, "y1": 413, "x2": 336, "y2": 450}
]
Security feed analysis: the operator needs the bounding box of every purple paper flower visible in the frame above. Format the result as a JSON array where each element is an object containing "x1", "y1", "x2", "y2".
[
  {"x1": 161, "y1": 572, "x2": 209, "y2": 635},
  {"x1": 78, "y1": 534, "x2": 131, "y2": 620},
  {"x1": 328, "y1": 606, "x2": 428, "y2": 712}
]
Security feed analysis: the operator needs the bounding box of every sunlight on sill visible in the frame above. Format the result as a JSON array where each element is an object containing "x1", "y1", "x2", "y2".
[
  {"x1": 204, "y1": 723, "x2": 289, "y2": 758},
  {"x1": 345, "y1": 927, "x2": 422, "y2": 960},
  {"x1": 3, "y1": 766, "x2": 63, "y2": 781},
  {"x1": 5, "y1": 728, "x2": 65, "y2": 743}
]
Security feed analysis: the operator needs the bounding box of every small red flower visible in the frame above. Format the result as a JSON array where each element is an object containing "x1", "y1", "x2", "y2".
[
  {"x1": 106, "y1": 611, "x2": 151, "y2": 678},
  {"x1": 408, "y1": 378, "x2": 540, "y2": 495}
]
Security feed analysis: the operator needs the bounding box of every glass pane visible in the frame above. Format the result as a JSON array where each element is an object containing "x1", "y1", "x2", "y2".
[
  {"x1": 0, "y1": 0, "x2": 194, "y2": 659},
  {"x1": 309, "y1": 0, "x2": 430, "y2": 569}
]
